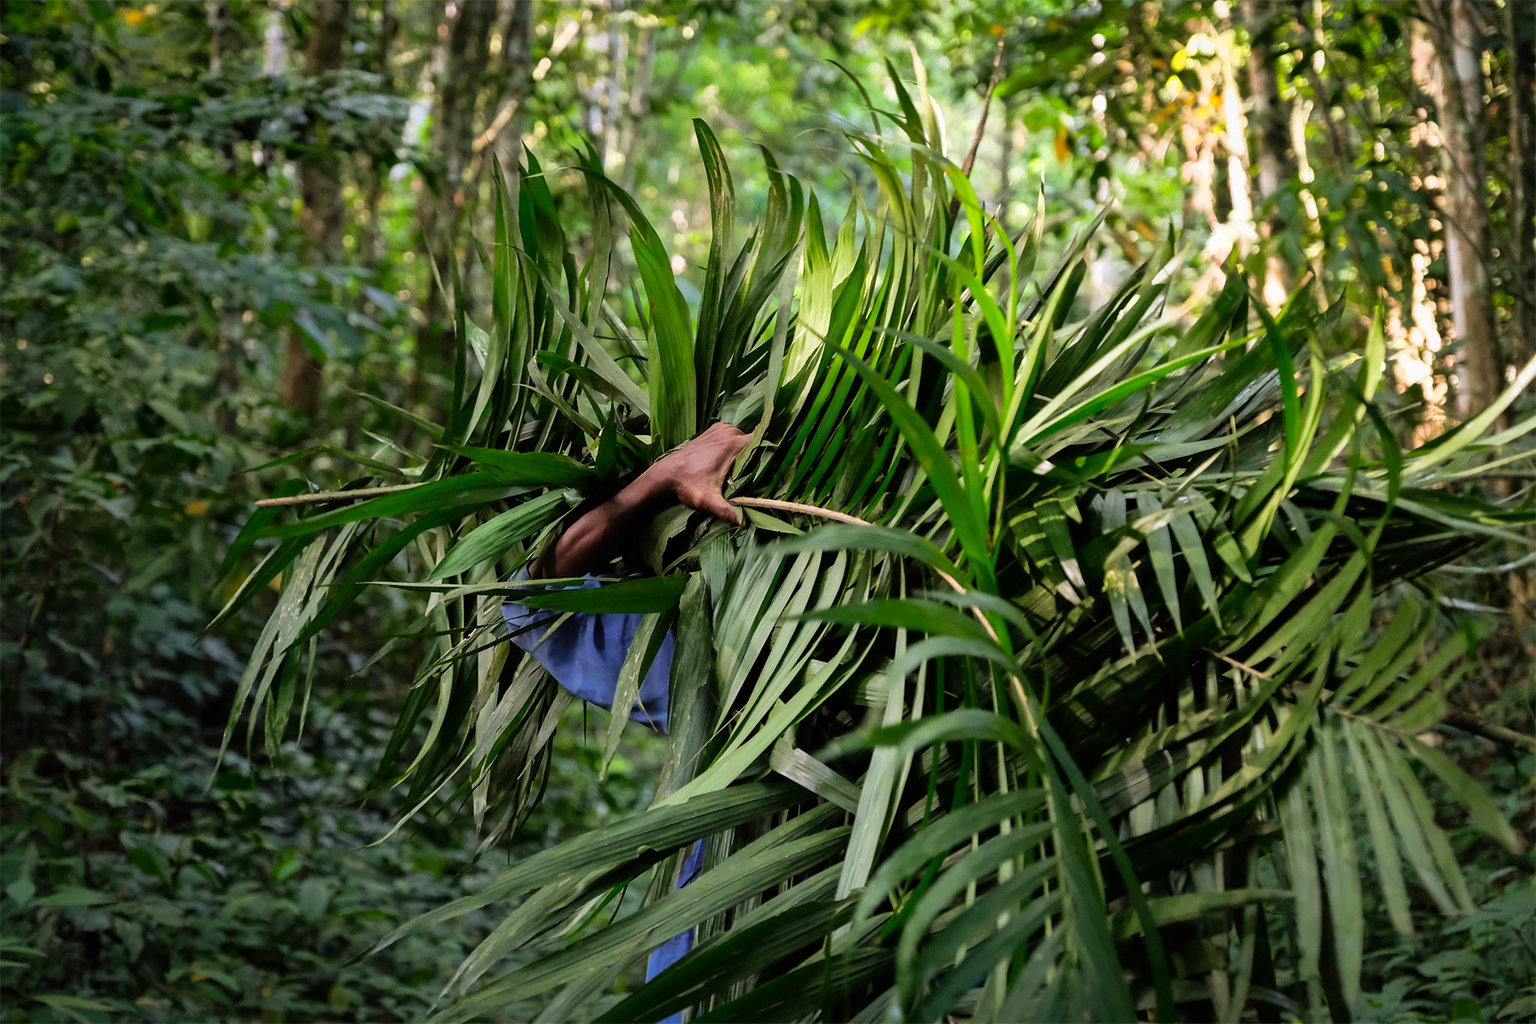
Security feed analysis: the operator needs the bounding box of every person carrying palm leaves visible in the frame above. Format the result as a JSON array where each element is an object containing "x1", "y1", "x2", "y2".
[{"x1": 500, "y1": 422, "x2": 751, "y2": 1006}]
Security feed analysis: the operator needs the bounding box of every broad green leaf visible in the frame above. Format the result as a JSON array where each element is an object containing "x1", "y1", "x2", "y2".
[
  {"x1": 601, "y1": 611, "x2": 669, "y2": 777},
  {"x1": 1386, "y1": 737, "x2": 1477, "y2": 914},
  {"x1": 1341, "y1": 719, "x2": 1415, "y2": 936},
  {"x1": 775, "y1": 523, "x2": 966, "y2": 584},
  {"x1": 601, "y1": 179, "x2": 696, "y2": 447},
  {"x1": 263, "y1": 474, "x2": 518, "y2": 539},
  {"x1": 1404, "y1": 355, "x2": 1536, "y2": 478},
  {"x1": 441, "y1": 827, "x2": 850, "y2": 1019},
  {"x1": 33, "y1": 887, "x2": 112, "y2": 907},
  {"x1": 802, "y1": 597, "x2": 991, "y2": 642},
  {"x1": 897, "y1": 833, "x2": 1054, "y2": 998},
  {"x1": 1279, "y1": 767, "x2": 1324, "y2": 1011},
  {"x1": 502, "y1": 574, "x2": 688, "y2": 614},
  {"x1": 1404, "y1": 734, "x2": 1526, "y2": 854},
  {"x1": 375, "y1": 782, "x2": 804, "y2": 950},
  {"x1": 597, "y1": 893, "x2": 856, "y2": 1023},
  {"x1": 449, "y1": 448, "x2": 595, "y2": 488},
  {"x1": 427, "y1": 491, "x2": 573, "y2": 581},
  {"x1": 1107, "y1": 887, "x2": 1291, "y2": 939},
  {"x1": 1137, "y1": 491, "x2": 1183, "y2": 632},
  {"x1": 1311, "y1": 727, "x2": 1362, "y2": 1004},
  {"x1": 826, "y1": 342, "x2": 996, "y2": 590},
  {"x1": 855, "y1": 787, "x2": 1048, "y2": 925},
  {"x1": 1357, "y1": 726, "x2": 1460, "y2": 916}
]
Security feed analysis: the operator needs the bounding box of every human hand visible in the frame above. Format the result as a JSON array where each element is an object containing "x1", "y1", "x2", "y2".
[{"x1": 651, "y1": 422, "x2": 752, "y2": 525}]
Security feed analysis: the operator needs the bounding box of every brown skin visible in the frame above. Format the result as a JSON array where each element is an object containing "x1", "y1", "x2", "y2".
[{"x1": 531, "y1": 422, "x2": 751, "y2": 579}]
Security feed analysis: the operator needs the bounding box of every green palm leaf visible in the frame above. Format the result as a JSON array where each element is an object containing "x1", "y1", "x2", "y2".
[{"x1": 223, "y1": 62, "x2": 1533, "y2": 1023}]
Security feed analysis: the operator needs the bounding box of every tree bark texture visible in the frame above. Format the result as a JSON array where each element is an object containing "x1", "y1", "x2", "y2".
[
  {"x1": 1502, "y1": 0, "x2": 1535, "y2": 366},
  {"x1": 205, "y1": 0, "x2": 236, "y2": 75},
  {"x1": 1218, "y1": 18, "x2": 1256, "y2": 260},
  {"x1": 279, "y1": 0, "x2": 348, "y2": 417},
  {"x1": 413, "y1": 0, "x2": 497, "y2": 402},
  {"x1": 603, "y1": 0, "x2": 628, "y2": 174},
  {"x1": 481, "y1": 0, "x2": 534, "y2": 196},
  {"x1": 1415, "y1": 1, "x2": 1502, "y2": 421},
  {"x1": 207, "y1": 0, "x2": 246, "y2": 431},
  {"x1": 617, "y1": 18, "x2": 656, "y2": 192},
  {"x1": 1241, "y1": 0, "x2": 1295, "y2": 311},
  {"x1": 262, "y1": 0, "x2": 287, "y2": 77},
  {"x1": 996, "y1": 95, "x2": 1016, "y2": 227}
]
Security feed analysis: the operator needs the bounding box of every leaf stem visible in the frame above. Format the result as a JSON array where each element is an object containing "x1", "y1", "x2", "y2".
[{"x1": 254, "y1": 483, "x2": 423, "y2": 508}]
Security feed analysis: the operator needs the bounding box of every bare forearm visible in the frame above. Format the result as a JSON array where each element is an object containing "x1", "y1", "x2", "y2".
[
  {"x1": 529, "y1": 422, "x2": 750, "y2": 579},
  {"x1": 532, "y1": 464, "x2": 676, "y2": 578}
]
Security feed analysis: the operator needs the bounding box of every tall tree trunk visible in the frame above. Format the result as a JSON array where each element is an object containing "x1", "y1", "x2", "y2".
[
  {"x1": 262, "y1": 0, "x2": 287, "y2": 76},
  {"x1": 205, "y1": 0, "x2": 236, "y2": 74},
  {"x1": 616, "y1": 19, "x2": 656, "y2": 193},
  {"x1": 603, "y1": 0, "x2": 628, "y2": 174},
  {"x1": 471, "y1": 1, "x2": 534, "y2": 192},
  {"x1": 1503, "y1": 0, "x2": 1535, "y2": 367},
  {"x1": 278, "y1": 0, "x2": 348, "y2": 417},
  {"x1": 1217, "y1": 19, "x2": 1256, "y2": 262},
  {"x1": 348, "y1": 0, "x2": 399, "y2": 455},
  {"x1": 620, "y1": 28, "x2": 699, "y2": 194},
  {"x1": 355, "y1": 0, "x2": 398, "y2": 276},
  {"x1": 996, "y1": 95, "x2": 1016, "y2": 229},
  {"x1": 1414, "y1": 1, "x2": 1502, "y2": 421},
  {"x1": 208, "y1": 0, "x2": 248, "y2": 431},
  {"x1": 413, "y1": 0, "x2": 496, "y2": 412},
  {"x1": 1241, "y1": 0, "x2": 1295, "y2": 312}
]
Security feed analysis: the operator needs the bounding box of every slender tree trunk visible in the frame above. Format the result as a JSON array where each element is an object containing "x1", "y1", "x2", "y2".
[
  {"x1": 1218, "y1": 20, "x2": 1256, "y2": 261},
  {"x1": 1242, "y1": 0, "x2": 1295, "y2": 311},
  {"x1": 263, "y1": 0, "x2": 287, "y2": 76},
  {"x1": 621, "y1": 29, "x2": 699, "y2": 194},
  {"x1": 474, "y1": 0, "x2": 534, "y2": 190},
  {"x1": 378, "y1": 0, "x2": 399, "y2": 92},
  {"x1": 348, "y1": 1, "x2": 399, "y2": 454},
  {"x1": 279, "y1": 0, "x2": 348, "y2": 417},
  {"x1": 414, "y1": 0, "x2": 496, "y2": 404},
  {"x1": 356, "y1": 0, "x2": 398, "y2": 275},
  {"x1": 459, "y1": 0, "x2": 534, "y2": 285},
  {"x1": 1415, "y1": 1, "x2": 1502, "y2": 421},
  {"x1": 207, "y1": 0, "x2": 245, "y2": 431},
  {"x1": 205, "y1": 0, "x2": 235, "y2": 74},
  {"x1": 348, "y1": 0, "x2": 399, "y2": 455},
  {"x1": 996, "y1": 94, "x2": 1016, "y2": 230},
  {"x1": 1504, "y1": 0, "x2": 1535, "y2": 366},
  {"x1": 617, "y1": 19, "x2": 656, "y2": 192},
  {"x1": 603, "y1": 0, "x2": 628, "y2": 174},
  {"x1": 1445, "y1": 0, "x2": 1502, "y2": 415},
  {"x1": 1177, "y1": 24, "x2": 1243, "y2": 315}
]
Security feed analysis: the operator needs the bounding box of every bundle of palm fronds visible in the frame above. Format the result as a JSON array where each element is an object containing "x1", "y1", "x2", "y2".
[{"x1": 219, "y1": 73, "x2": 1533, "y2": 1023}]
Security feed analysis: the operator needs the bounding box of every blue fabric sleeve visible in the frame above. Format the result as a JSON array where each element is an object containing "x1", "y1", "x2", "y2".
[
  {"x1": 644, "y1": 837, "x2": 707, "y2": 1024},
  {"x1": 501, "y1": 573, "x2": 675, "y2": 732}
]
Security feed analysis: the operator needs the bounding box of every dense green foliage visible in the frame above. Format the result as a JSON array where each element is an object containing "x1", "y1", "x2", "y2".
[
  {"x1": 222, "y1": 84, "x2": 1534, "y2": 1024},
  {"x1": 0, "y1": 4, "x2": 654, "y2": 1019},
  {"x1": 3, "y1": 3, "x2": 1532, "y2": 1023}
]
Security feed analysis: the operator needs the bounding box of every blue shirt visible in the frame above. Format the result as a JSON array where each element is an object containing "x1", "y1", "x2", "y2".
[{"x1": 502, "y1": 573, "x2": 676, "y2": 730}]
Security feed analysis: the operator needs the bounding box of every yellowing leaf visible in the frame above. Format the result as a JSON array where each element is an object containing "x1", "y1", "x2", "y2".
[
  {"x1": 1054, "y1": 128, "x2": 1072, "y2": 163},
  {"x1": 184, "y1": 500, "x2": 210, "y2": 516}
]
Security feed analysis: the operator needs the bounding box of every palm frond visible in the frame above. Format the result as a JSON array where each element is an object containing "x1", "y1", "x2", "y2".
[{"x1": 224, "y1": 66, "x2": 1533, "y2": 1023}]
